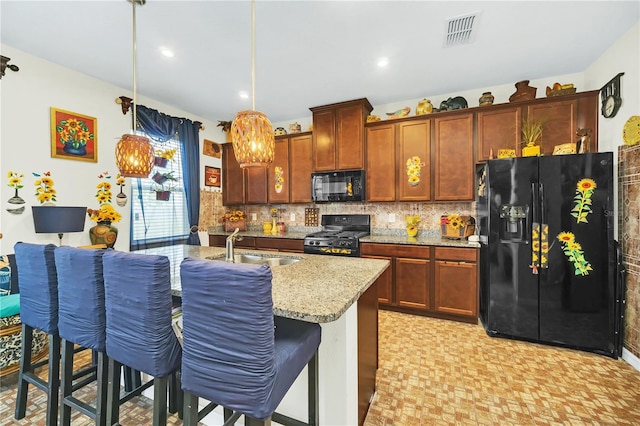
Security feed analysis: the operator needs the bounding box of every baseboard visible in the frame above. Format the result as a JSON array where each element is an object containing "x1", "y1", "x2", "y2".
[{"x1": 622, "y1": 347, "x2": 640, "y2": 372}]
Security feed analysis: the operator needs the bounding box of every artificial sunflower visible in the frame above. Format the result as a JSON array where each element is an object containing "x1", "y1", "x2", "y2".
[
  {"x1": 447, "y1": 214, "x2": 462, "y2": 229},
  {"x1": 557, "y1": 231, "x2": 575, "y2": 243}
]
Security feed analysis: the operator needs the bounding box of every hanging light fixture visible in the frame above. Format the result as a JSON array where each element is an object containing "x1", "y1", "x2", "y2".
[
  {"x1": 230, "y1": 0, "x2": 274, "y2": 168},
  {"x1": 115, "y1": 0, "x2": 154, "y2": 178}
]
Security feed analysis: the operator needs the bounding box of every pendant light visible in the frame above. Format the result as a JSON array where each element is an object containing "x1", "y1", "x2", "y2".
[
  {"x1": 230, "y1": 0, "x2": 274, "y2": 168},
  {"x1": 115, "y1": 0, "x2": 154, "y2": 178}
]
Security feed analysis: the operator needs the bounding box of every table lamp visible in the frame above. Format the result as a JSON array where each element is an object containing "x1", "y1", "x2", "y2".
[{"x1": 32, "y1": 206, "x2": 87, "y2": 246}]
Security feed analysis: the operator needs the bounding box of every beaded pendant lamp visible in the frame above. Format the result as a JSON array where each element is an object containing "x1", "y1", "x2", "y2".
[
  {"x1": 115, "y1": 0, "x2": 154, "y2": 178},
  {"x1": 230, "y1": 0, "x2": 274, "y2": 168}
]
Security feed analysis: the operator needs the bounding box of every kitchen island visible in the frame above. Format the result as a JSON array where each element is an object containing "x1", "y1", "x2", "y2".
[{"x1": 133, "y1": 244, "x2": 389, "y2": 426}]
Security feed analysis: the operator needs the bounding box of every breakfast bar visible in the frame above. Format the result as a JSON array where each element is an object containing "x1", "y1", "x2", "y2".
[{"x1": 133, "y1": 244, "x2": 390, "y2": 426}]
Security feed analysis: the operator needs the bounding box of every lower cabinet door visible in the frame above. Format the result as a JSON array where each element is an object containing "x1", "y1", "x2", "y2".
[
  {"x1": 395, "y1": 257, "x2": 430, "y2": 310},
  {"x1": 434, "y1": 260, "x2": 477, "y2": 317},
  {"x1": 363, "y1": 254, "x2": 393, "y2": 305}
]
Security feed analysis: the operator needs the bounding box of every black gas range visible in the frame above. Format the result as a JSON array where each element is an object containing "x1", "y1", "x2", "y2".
[{"x1": 303, "y1": 214, "x2": 370, "y2": 257}]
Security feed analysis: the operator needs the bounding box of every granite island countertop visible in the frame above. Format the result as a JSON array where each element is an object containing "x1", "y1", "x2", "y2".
[{"x1": 132, "y1": 244, "x2": 389, "y2": 324}]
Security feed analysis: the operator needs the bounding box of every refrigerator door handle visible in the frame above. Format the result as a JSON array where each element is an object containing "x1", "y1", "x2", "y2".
[
  {"x1": 539, "y1": 183, "x2": 549, "y2": 269},
  {"x1": 530, "y1": 183, "x2": 540, "y2": 274}
]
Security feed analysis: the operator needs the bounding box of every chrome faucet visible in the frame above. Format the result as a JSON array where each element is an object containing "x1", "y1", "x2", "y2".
[{"x1": 225, "y1": 228, "x2": 242, "y2": 262}]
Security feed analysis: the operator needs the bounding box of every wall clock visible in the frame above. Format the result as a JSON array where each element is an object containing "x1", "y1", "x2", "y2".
[{"x1": 600, "y1": 72, "x2": 624, "y2": 118}]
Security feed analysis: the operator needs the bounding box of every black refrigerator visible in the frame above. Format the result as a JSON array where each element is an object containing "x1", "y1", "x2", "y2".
[{"x1": 477, "y1": 153, "x2": 624, "y2": 358}]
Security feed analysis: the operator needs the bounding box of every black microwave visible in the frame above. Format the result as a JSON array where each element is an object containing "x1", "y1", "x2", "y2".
[{"x1": 311, "y1": 170, "x2": 365, "y2": 202}]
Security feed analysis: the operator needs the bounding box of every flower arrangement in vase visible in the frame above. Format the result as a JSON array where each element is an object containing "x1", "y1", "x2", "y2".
[
  {"x1": 33, "y1": 171, "x2": 56, "y2": 205},
  {"x1": 221, "y1": 210, "x2": 246, "y2": 232},
  {"x1": 115, "y1": 173, "x2": 127, "y2": 207},
  {"x1": 270, "y1": 208, "x2": 279, "y2": 235},
  {"x1": 405, "y1": 215, "x2": 420, "y2": 237},
  {"x1": 6, "y1": 171, "x2": 25, "y2": 215},
  {"x1": 87, "y1": 172, "x2": 122, "y2": 248},
  {"x1": 154, "y1": 148, "x2": 176, "y2": 167}
]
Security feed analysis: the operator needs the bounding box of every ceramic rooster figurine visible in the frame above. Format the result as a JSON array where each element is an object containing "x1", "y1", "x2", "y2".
[{"x1": 386, "y1": 106, "x2": 411, "y2": 119}]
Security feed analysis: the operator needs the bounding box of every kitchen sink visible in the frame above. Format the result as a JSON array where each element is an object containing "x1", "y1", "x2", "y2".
[{"x1": 206, "y1": 253, "x2": 301, "y2": 266}]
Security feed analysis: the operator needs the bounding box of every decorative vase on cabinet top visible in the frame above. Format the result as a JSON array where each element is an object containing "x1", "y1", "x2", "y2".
[
  {"x1": 509, "y1": 80, "x2": 537, "y2": 102},
  {"x1": 416, "y1": 98, "x2": 433, "y2": 115},
  {"x1": 479, "y1": 92, "x2": 495, "y2": 107}
]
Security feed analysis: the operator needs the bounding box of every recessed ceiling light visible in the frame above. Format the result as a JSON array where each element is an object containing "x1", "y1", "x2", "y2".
[
  {"x1": 377, "y1": 57, "x2": 389, "y2": 67},
  {"x1": 239, "y1": 91, "x2": 249, "y2": 99},
  {"x1": 160, "y1": 48, "x2": 174, "y2": 58}
]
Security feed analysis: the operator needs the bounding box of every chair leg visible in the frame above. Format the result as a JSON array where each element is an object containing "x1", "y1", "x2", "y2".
[
  {"x1": 14, "y1": 323, "x2": 33, "y2": 419},
  {"x1": 46, "y1": 333, "x2": 61, "y2": 426},
  {"x1": 152, "y1": 376, "x2": 168, "y2": 426},
  {"x1": 59, "y1": 339, "x2": 75, "y2": 426},
  {"x1": 245, "y1": 415, "x2": 270, "y2": 426},
  {"x1": 308, "y1": 351, "x2": 319, "y2": 426},
  {"x1": 106, "y1": 358, "x2": 121, "y2": 426},
  {"x1": 95, "y1": 352, "x2": 109, "y2": 426},
  {"x1": 182, "y1": 391, "x2": 199, "y2": 426}
]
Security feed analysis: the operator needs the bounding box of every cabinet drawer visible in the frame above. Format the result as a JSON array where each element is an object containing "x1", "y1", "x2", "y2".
[
  {"x1": 235, "y1": 237, "x2": 256, "y2": 249},
  {"x1": 434, "y1": 247, "x2": 477, "y2": 262},
  {"x1": 361, "y1": 243, "x2": 430, "y2": 260},
  {"x1": 256, "y1": 237, "x2": 304, "y2": 252}
]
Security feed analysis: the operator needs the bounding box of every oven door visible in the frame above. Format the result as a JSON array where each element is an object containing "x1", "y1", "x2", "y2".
[{"x1": 303, "y1": 240, "x2": 361, "y2": 257}]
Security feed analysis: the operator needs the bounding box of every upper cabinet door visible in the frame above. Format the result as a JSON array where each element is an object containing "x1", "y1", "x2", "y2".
[
  {"x1": 289, "y1": 133, "x2": 313, "y2": 203},
  {"x1": 222, "y1": 143, "x2": 244, "y2": 206},
  {"x1": 366, "y1": 123, "x2": 396, "y2": 202},
  {"x1": 268, "y1": 137, "x2": 290, "y2": 204},
  {"x1": 397, "y1": 119, "x2": 431, "y2": 202},
  {"x1": 434, "y1": 113, "x2": 474, "y2": 201},
  {"x1": 336, "y1": 105, "x2": 366, "y2": 170},
  {"x1": 527, "y1": 99, "x2": 577, "y2": 156},
  {"x1": 312, "y1": 109, "x2": 336, "y2": 171},
  {"x1": 476, "y1": 106, "x2": 521, "y2": 161},
  {"x1": 245, "y1": 167, "x2": 268, "y2": 204}
]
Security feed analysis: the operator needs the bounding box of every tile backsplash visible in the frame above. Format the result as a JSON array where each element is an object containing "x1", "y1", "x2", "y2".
[{"x1": 199, "y1": 189, "x2": 475, "y2": 235}]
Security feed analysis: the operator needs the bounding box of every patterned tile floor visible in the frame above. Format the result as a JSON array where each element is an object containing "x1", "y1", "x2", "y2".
[{"x1": 2, "y1": 310, "x2": 640, "y2": 425}]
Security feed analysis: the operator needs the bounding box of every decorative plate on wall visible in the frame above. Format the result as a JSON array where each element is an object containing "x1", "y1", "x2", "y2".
[{"x1": 623, "y1": 116, "x2": 640, "y2": 146}]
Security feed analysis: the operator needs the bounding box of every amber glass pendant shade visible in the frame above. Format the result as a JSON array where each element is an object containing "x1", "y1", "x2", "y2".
[
  {"x1": 231, "y1": 110, "x2": 275, "y2": 167},
  {"x1": 115, "y1": 134, "x2": 155, "y2": 178}
]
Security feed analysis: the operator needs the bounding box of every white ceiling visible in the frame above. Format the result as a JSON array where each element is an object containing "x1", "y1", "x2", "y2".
[{"x1": 1, "y1": 1, "x2": 638, "y2": 123}]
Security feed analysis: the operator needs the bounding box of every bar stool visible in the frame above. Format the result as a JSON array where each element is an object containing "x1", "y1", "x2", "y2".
[
  {"x1": 55, "y1": 246, "x2": 108, "y2": 425},
  {"x1": 180, "y1": 258, "x2": 321, "y2": 425},
  {"x1": 13, "y1": 242, "x2": 95, "y2": 425},
  {"x1": 102, "y1": 250, "x2": 182, "y2": 426}
]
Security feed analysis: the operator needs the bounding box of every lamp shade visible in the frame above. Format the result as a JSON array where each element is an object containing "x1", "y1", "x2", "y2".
[
  {"x1": 32, "y1": 206, "x2": 87, "y2": 234},
  {"x1": 115, "y1": 133, "x2": 155, "y2": 178},
  {"x1": 230, "y1": 110, "x2": 275, "y2": 167}
]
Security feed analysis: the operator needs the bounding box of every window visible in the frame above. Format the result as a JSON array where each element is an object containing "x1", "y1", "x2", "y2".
[{"x1": 130, "y1": 136, "x2": 189, "y2": 249}]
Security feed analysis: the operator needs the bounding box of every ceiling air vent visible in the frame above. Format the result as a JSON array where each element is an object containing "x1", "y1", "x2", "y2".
[{"x1": 444, "y1": 12, "x2": 480, "y2": 47}]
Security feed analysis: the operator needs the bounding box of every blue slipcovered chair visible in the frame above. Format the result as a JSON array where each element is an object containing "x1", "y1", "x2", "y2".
[
  {"x1": 13, "y1": 243, "x2": 96, "y2": 425},
  {"x1": 55, "y1": 246, "x2": 109, "y2": 425},
  {"x1": 102, "y1": 250, "x2": 182, "y2": 426},
  {"x1": 180, "y1": 258, "x2": 321, "y2": 426}
]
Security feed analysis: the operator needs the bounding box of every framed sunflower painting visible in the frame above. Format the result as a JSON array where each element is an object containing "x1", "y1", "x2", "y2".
[{"x1": 50, "y1": 107, "x2": 97, "y2": 162}]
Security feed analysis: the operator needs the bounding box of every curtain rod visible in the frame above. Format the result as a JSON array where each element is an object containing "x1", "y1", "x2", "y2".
[{"x1": 115, "y1": 96, "x2": 204, "y2": 130}]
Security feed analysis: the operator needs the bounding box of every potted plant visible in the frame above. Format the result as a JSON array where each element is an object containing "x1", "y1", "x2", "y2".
[
  {"x1": 521, "y1": 117, "x2": 544, "y2": 156},
  {"x1": 152, "y1": 172, "x2": 178, "y2": 201},
  {"x1": 217, "y1": 120, "x2": 233, "y2": 142},
  {"x1": 154, "y1": 148, "x2": 176, "y2": 168}
]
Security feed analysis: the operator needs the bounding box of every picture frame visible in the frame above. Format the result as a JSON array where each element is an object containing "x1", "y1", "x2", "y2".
[
  {"x1": 50, "y1": 107, "x2": 97, "y2": 162},
  {"x1": 204, "y1": 166, "x2": 221, "y2": 187},
  {"x1": 203, "y1": 139, "x2": 222, "y2": 158}
]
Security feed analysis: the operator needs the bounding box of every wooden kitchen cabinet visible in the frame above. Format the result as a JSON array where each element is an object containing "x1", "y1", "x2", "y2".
[
  {"x1": 245, "y1": 167, "x2": 267, "y2": 204},
  {"x1": 268, "y1": 136, "x2": 290, "y2": 204},
  {"x1": 255, "y1": 237, "x2": 304, "y2": 253},
  {"x1": 365, "y1": 123, "x2": 396, "y2": 202},
  {"x1": 433, "y1": 247, "x2": 478, "y2": 319},
  {"x1": 222, "y1": 143, "x2": 245, "y2": 206},
  {"x1": 433, "y1": 112, "x2": 474, "y2": 201},
  {"x1": 209, "y1": 235, "x2": 256, "y2": 249},
  {"x1": 361, "y1": 242, "x2": 478, "y2": 323},
  {"x1": 397, "y1": 119, "x2": 431, "y2": 201},
  {"x1": 395, "y1": 257, "x2": 431, "y2": 310},
  {"x1": 476, "y1": 105, "x2": 522, "y2": 162},
  {"x1": 363, "y1": 254, "x2": 393, "y2": 304},
  {"x1": 311, "y1": 98, "x2": 373, "y2": 171},
  {"x1": 289, "y1": 133, "x2": 313, "y2": 203},
  {"x1": 365, "y1": 118, "x2": 430, "y2": 202}
]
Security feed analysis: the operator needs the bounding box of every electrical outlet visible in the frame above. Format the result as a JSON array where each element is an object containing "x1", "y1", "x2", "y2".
[
  {"x1": 251, "y1": 213, "x2": 257, "y2": 221},
  {"x1": 388, "y1": 213, "x2": 396, "y2": 223},
  {"x1": 290, "y1": 213, "x2": 296, "y2": 221}
]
